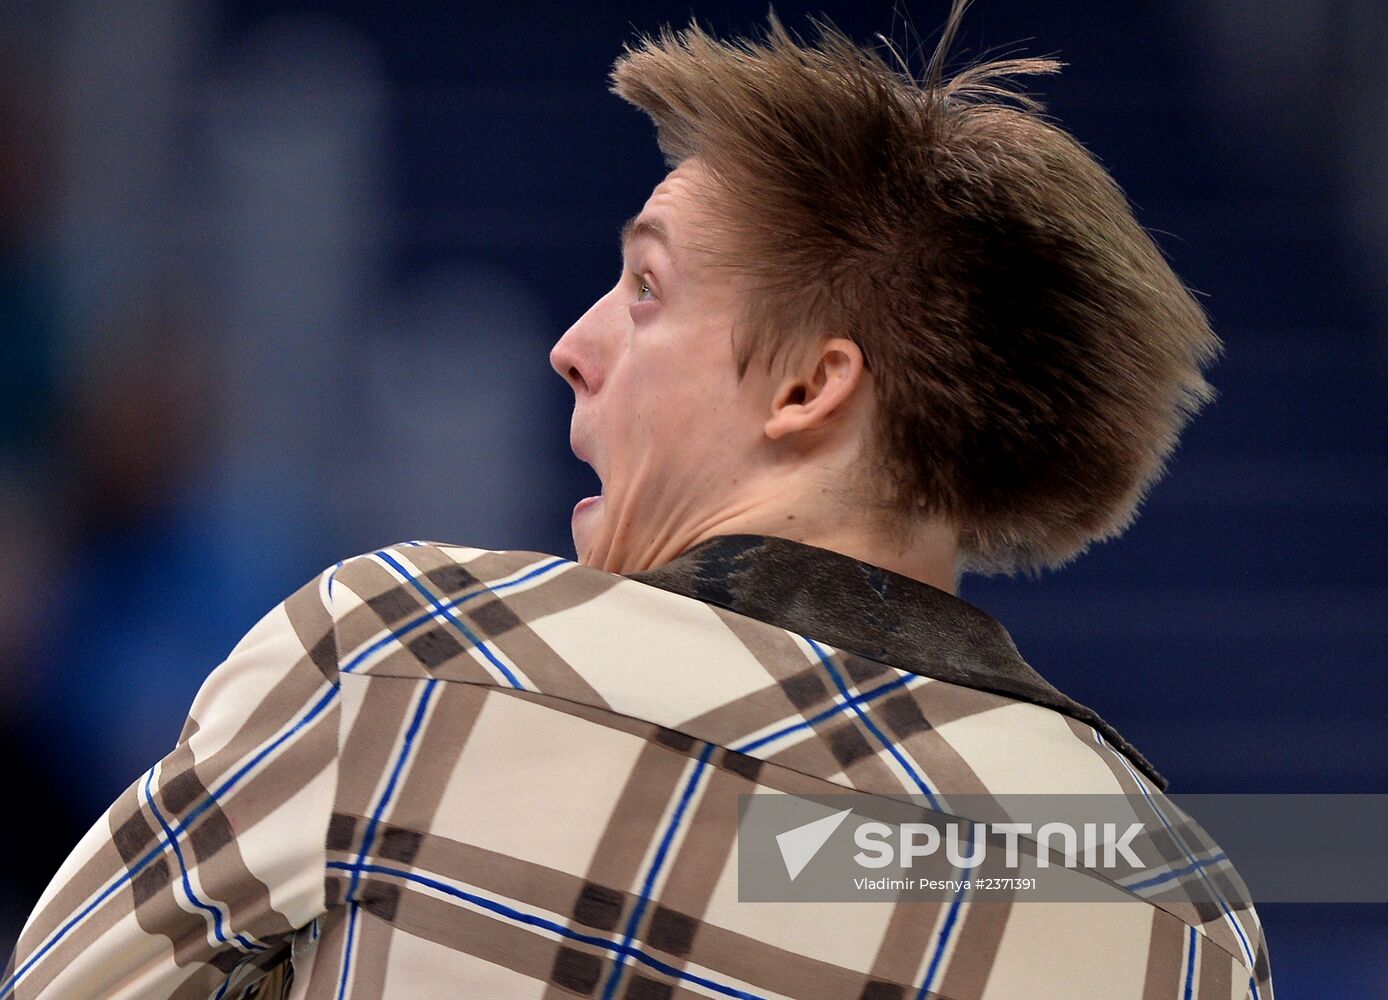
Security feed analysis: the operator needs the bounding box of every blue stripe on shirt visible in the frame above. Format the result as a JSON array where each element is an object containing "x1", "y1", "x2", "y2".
[
  {"x1": 1182, "y1": 924, "x2": 1198, "y2": 1000},
  {"x1": 327, "y1": 860, "x2": 767, "y2": 1000},
  {"x1": 141, "y1": 766, "x2": 263, "y2": 952},
  {"x1": 1124, "y1": 851, "x2": 1228, "y2": 893},
  {"x1": 732, "y1": 672, "x2": 919, "y2": 756},
  {"x1": 337, "y1": 678, "x2": 441, "y2": 1000},
  {"x1": 341, "y1": 556, "x2": 567, "y2": 676},
  {"x1": 375, "y1": 548, "x2": 541, "y2": 690},
  {"x1": 806, "y1": 637, "x2": 939, "y2": 809},
  {"x1": 1091, "y1": 728, "x2": 1260, "y2": 1000},
  {"x1": 915, "y1": 828, "x2": 971, "y2": 998},
  {"x1": 601, "y1": 742, "x2": 717, "y2": 1000}
]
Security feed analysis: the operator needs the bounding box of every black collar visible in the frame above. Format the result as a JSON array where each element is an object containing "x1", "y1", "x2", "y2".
[{"x1": 626, "y1": 533, "x2": 1166, "y2": 790}]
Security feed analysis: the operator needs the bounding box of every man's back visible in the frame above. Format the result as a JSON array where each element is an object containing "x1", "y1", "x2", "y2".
[{"x1": 5, "y1": 536, "x2": 1270, "y2": 999}]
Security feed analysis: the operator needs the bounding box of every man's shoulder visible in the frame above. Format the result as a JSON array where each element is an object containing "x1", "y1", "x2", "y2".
[
  {"x1": 327, "y1": 539, "x2": 569, "y2": 589},
  {"x1": 320, "y1": 540, "x2": 587, "y2": 645},
  {"x1": 321, "y1": 539, "x2": 659, "y2": 621},
  {"x1": 322, "y1": 539, "x2": 759, "y2": 619},
  {"x1": 316, "y1": 539, "x2": 737, "y2": 682}
]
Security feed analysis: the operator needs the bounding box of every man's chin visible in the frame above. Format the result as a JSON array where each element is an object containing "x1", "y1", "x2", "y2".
[{"x1": 570, "y1": 494, "x2": 605, "y2": 565}]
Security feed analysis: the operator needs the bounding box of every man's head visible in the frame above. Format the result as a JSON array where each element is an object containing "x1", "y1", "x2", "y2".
[
  {"x1": 551, "y1": 157, "x2": 880, "y2": 576},
  {"x1": 550, "y1": 6, "x2": 1221, "y2": 579}
]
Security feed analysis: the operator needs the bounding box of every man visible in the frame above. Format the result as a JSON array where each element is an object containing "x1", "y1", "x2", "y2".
[{"x1": 5, "y1": 7, "x2": 1273, "y2": 999}]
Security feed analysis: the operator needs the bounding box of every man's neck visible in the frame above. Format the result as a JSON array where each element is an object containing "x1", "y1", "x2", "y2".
[{"x1": 682, "y1": 506, "x2": 960, "y2": 595}]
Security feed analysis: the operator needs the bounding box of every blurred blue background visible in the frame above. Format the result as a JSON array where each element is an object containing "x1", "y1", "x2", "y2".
[{"x1": 1, "y1": 0, "x2": 1383, "y2": 994}]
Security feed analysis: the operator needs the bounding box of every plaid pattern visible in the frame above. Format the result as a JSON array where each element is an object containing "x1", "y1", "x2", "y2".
[{"x1": 4, "y1": 538, "x2": 1273, "y2": 999}]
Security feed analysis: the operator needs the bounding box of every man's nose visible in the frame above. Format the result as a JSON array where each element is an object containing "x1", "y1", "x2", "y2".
[
  {"x1": 549, "y1": 331, "x2": 589, "y2": 396},
  {"x1": 550, "y1": 300, "x2": 605, "y2": 395}
]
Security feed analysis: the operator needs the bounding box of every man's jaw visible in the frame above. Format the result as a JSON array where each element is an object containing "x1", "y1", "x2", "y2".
[{"x1": 572, "y1": 464, "x2": 729, "y2": 574}]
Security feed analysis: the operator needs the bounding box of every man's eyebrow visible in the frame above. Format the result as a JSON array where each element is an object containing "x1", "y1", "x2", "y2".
[{"x1": 619, "y1": 214, "x2": 671, "y2": 256}]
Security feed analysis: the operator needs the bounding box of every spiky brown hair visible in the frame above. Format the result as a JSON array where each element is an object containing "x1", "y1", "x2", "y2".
[{"x1": 609, "y1": 1, "x2": 1222, "y2": 577}]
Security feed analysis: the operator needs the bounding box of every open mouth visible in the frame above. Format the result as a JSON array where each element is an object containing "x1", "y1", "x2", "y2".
[{"x1": 570, "y1": 434, "x2": 604, "y2": 520}]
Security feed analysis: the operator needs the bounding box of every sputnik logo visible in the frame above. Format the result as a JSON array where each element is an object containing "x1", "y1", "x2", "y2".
[{"x1": 775, "y1": 808, "x2": 854, "y2": 881}]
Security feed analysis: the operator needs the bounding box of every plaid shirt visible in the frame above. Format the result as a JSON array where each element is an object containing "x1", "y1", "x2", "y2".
[{"x1": 4, "y1": 533, "x2": 1272, "y2": 999}]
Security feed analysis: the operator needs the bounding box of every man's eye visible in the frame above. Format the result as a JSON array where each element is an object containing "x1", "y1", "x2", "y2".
[{"x1": 635, "y1": 275, "x2": 654, "y2": 301}]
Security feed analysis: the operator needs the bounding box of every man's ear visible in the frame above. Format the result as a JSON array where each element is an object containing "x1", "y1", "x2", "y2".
[{"x1": 763, "y1": 336, "x2": 866, "y2": 440}]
